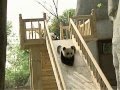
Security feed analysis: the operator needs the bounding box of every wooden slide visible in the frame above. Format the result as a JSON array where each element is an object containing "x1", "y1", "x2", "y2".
[{"x1": 50, "y1": 39, "x2": 99, "y2": 90}]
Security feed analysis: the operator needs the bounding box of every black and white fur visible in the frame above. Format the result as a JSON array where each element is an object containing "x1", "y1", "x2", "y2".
[
  {"x1": 57, "y1": 45, "x2": 76, "y2": 66},
  {"x1": 50, "y1": 33, "x2": 59, "y2": 40}
]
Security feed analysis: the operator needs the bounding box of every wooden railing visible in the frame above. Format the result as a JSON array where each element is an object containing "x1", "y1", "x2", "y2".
[
  {"x1": 45, "y1": 20, "x2": 67, "y2": 90},
  {"x1": 69, "y1": 18, "x2": 112, "y2": 90},
  {"x1": 60, "y1": 9, "x2": 97, "y2": 40},
  {"x1": 19, "y1": 13, "x2": 46, "y2": 48},
  {"x1": 60, "y1": 23, "x2": 69, "y2": 39},
  {"x1": 72, "y1": 9, "x2": 96, "y2": 39}
]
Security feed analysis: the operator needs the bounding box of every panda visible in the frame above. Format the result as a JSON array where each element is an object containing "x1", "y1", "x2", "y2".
[
  {"x1": 57, "y1": 45, "x2": 76, "y2": 66},
  {"x1": 50, "y1": 33, "x2": 59, "y2": 40}
]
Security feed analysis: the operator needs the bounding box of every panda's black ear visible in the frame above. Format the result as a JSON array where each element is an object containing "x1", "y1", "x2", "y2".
[
  {"x1": 63, "y1": 47, "x2": 66, "y2": 51},
  {"x1": 57, "y1": 45, "x2": 62, "y2": 54},
  {"x1": 71, "y1": 46, "x2": 76, "y2": 53}
]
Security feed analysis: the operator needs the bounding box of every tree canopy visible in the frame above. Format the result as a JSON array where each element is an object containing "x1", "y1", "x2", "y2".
[{"x1": 49, "y1": 9, "x2": 75, "y2": 36}]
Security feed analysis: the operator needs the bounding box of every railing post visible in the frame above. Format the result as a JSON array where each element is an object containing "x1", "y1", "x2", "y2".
[
  {"x1": 68, "y1": 11, "x2": 72, "y2": 23},
  {"x1": 91, "y1": 9, "x2": 97, "y2": 38},
  {"x1": 43, "y1": 13, "x2": 46, "y2": 20},
  {"x1": 19, "y1": 14, "x2": 26, "y2": 49},
  {"x1": 43, "y1": 13, "x2": 46, "y2": 39},
  {"x1": 68, "y1": 12, "x2": 73, "y2": 39},
  {"x1": 38, "y1": 23, "x2": 42, "y2": 39}
]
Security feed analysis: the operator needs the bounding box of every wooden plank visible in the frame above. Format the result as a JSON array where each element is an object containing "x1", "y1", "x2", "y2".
[
  {"x1": 23, "y1": 18, "x2": 44, "y2": 22},
  {"x1": 72, "y1": 15, "x2": 91, "y2": 19},
  {"x1": 30, "y1": 47, "x2": 43, "y2": 90}
]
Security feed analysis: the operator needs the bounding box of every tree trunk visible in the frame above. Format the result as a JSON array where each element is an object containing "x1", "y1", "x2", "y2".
[
  {"x1": 108, "y1": 0, "x2": 119, "y2": 21},
  {"x1": 0, "y1": 0, "x2": 7, "y2": 89}
]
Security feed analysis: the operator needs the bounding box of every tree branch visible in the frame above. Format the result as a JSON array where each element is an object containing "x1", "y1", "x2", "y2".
[
  {"x1": 36, "y1": 0, "x2": 57, "y2": 18},
  {"x1": 52, "y1": 0, "x2": 59, "y2": 19}
]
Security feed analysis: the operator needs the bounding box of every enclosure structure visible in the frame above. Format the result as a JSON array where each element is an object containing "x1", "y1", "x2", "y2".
[{"x1": 19, "y1": 12, "x2": 113, "y2": 90}]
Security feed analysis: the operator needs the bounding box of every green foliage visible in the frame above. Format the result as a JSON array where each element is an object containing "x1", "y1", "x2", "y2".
[
  {"x1": 97, "y1": 2, "x2": 106, "y2": 9},
  {"x1": 5, "y1": 22, "x2": 29, "y2": 88},
  {"x1": 49, "y1": 9, "x2": 75, "y2": 36},
  {"x1": 7, "y1": 21, "x2": 12, "y2": 36},
  {"x1": 60, "y1": 9, "x2": 75, "y2": 25}
]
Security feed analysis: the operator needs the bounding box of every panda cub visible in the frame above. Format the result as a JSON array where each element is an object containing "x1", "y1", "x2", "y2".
[
  {"x1": 50, "y1": 33, "x2": 59, "y2": 40},
  {"x1": 57, "y1": 45, "x2": 76, "y2": 66}
]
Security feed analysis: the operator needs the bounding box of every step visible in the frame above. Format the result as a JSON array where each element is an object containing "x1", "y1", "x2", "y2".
[
  {"x1": 41, "y1": 69, "x2": 53, "y2": 76},
  {"x1": 42, "y1": 81, "x2": 57, "y2": 87},
  {"x1": 43, "y1": 85, "x2": 58, "y2": 90},
  {"x1": 42, "y1": 76, "x2": 56, "y2": 81}
]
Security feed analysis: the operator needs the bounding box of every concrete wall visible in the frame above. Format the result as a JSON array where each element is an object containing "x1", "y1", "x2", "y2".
[
  {"x1": 87, "y1": 19, "x2": 112, "y2": 63},
  {"x1": 76, "y1": 0, "x2": 108, "y2": 20},
  {"x1": 86, "y1": 40, "x2": 99, "y2": 63},
  {"x1": 76, "y1": 0, "x2": 113, "y2": 63},
  {"x1": 86, "y1": 19, "x2": 113, "y2": 63},
  {"x1": 96, "y1": 20, "x2": 113, "y2": 39}
]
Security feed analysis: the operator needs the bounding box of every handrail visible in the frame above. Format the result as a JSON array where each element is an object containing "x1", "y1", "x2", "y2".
[
  {"x1": 72, "y1": 15, "x2": 91, "y2": 19},
  {"x1": 45, "y1": 20, "x2": 66, "y2": 90},
  {"x1": 23, "y1": 18, "x2": 44, "y2": 22},
  {"x1": 69, "y1": 18, "x2": 113, "y2": 90}
]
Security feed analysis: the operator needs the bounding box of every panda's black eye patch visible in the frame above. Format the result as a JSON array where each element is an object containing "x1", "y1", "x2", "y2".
[
  {"x1": 70, "y1": 53, "x2": 72, "y2": 55},
  {"x1": 66, "y1": 52, "x2": 69, "y2": 55}
]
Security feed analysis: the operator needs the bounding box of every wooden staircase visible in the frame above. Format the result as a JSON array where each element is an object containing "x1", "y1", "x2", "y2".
[
  {"x1": 41, "y1": 46, "x2": 58, "y2": 90},
  {"x1": 19, "y1": 13, "x2": 58, "y2": 90}
]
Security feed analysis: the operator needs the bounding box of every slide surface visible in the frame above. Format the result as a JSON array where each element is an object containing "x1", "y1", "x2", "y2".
[{"x1": 52, "y1": 39, "x2": 99, "y2": 90}]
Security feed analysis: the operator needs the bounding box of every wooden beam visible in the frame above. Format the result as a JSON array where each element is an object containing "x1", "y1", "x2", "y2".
[
  {"x1": 29, "y1": 46, "x2": 43, "y2": 90},
  {"x1": 23, "y1": 18, "x2": 45, "y2": 22}
]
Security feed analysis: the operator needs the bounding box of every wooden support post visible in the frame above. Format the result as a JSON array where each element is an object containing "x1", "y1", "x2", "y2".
[
  {"x1": 91, "y1": 9, "x2": 97, "y2": 38},
  {"x1": 29, "y1": 46, "x2": 43, "y2": 90},
  {"x1": 43, "y1": 13, "x2": 46, "y2": 20},
  {"x1": 38, "y1": 22, "x2": 41, "y2": 39},
  {"x1": 60, "y1": 22, "x2": 63, "y2": 39}
]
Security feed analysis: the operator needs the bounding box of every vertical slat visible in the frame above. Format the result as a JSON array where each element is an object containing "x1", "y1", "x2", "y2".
[
  {"x1": 83, "y1": 19, "x2": 85, "y2": 36},
  {"x1": 88, "y1": 20, "x2": 90, "y2": 35},
  {"x1": 29, "y1": 30, "x2": 31, "y2": 39},
  {"x1": 31, "y1": 21, "x2": 33, "y2": 39},
  {"x1": 23, "y1": 22, "x2": 27, "y2": 40},
  {"x1": 34, "y1": 26, "x2": 36, "y2": 39},
  {"x1": 91, "y1": 9, "x2": 96, "y2": 37},
  {"x1": 43, "y1": 21, "x2": 46, "y2": 39},
  {"x1": 86, "y1": 21, "x2": 89, "y2": 35},
  {"x1": 38, "y1": 22, "x2": 41, "y2": 39}
]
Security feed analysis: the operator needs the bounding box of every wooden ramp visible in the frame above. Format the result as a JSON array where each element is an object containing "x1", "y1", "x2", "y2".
[{"x1": 52, "y1": 39, "x2": 99, "y2": 90}]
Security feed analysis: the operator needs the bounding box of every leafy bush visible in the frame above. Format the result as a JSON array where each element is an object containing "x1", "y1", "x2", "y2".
[{"x1": 5, "y1": 22, "x2": 29, "y2": 88}]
